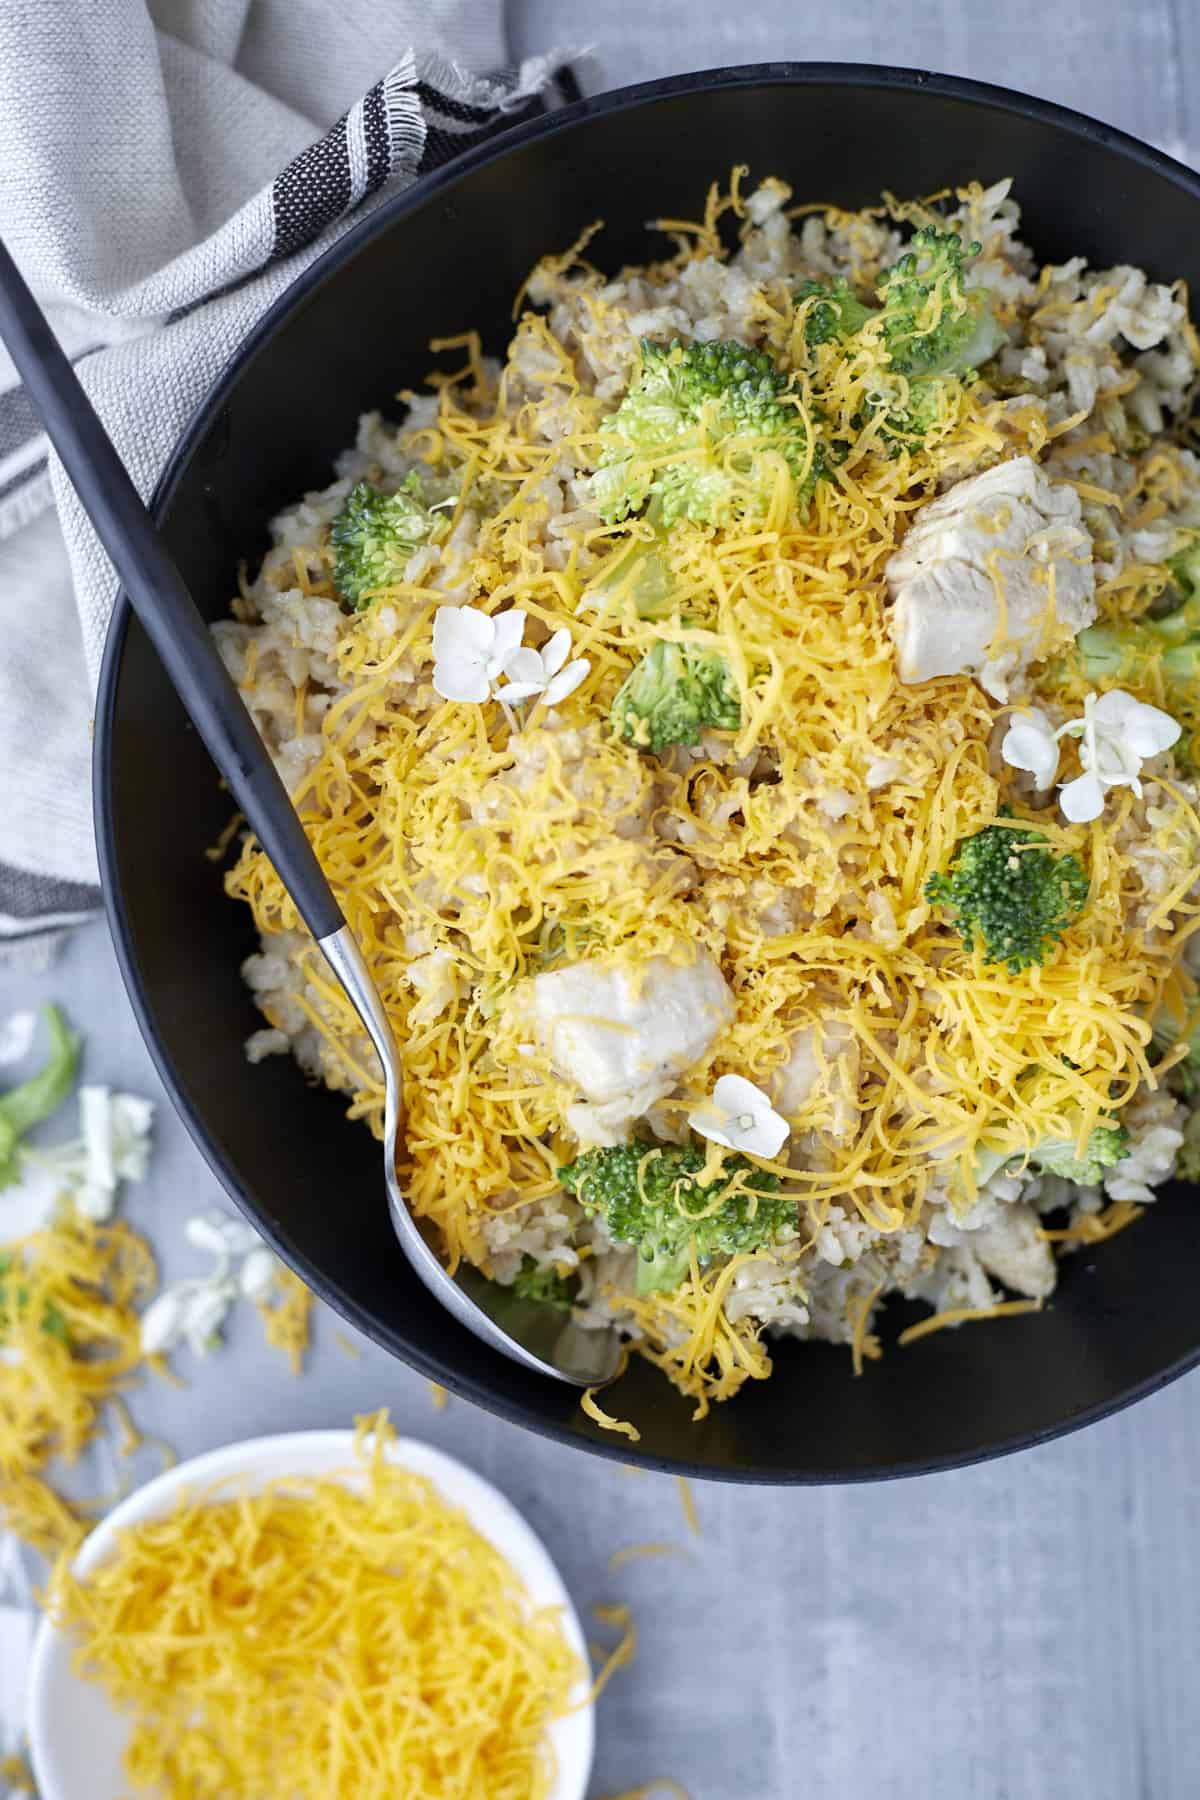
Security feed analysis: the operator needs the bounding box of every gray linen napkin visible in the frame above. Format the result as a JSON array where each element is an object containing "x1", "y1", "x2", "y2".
[{"x1": 0, "y1": 0, "x2": 571, "y2": 962}]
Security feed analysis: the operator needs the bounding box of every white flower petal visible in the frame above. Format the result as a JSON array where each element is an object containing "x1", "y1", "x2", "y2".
[
  {"x1": 499, "y1": 647, "x2": 544, "y2": 686},
  {"x1": 432, "y1": 663, "x2": 491, "y2": 704},
  {"x1": 185, "y1": 1215, "x2": 233, "y2": 1257},
  {"x1": 140, "y1": 1290, "x2": 187, "y2": 1356},
  {"x1": 1058, "y1": 770, "x2": 1106, "y2": 822},
  {"x1": 711, "y1": 1073, "x2": 771, "y2": 1116},
  {"x1": 543, "y1": 659, "x2": 590, "y2": 705},
  {"x1": 110, "y1": 1093, "x2": 154, "y2": 1181},
  {"x1": 1001, "y1": 712, "x2": 1060, "y2": 789},
  {"x1": 79, "y1": 1085, "x2": 116, "y2": 1194},
  {"x1": 1090, "y1": 687, "x2": 1140, "y2": 728},
  {"x1": 189, "y1": 1211, "x2": 262, "y2": 1258},
  {"x1": 487, "y1": 610, "x2": 528, "y2": 674},
  {"x1": 432, "y1": 604, "x2": 493, "y2": 661},
  {"x1": 1119, "y1": 698, "x2": 1181, "y2": 758},
  {"x1": 0, "y1": 1011, "x2": 36, "y2": 1067},
  {"x1": 239, "y1": 1247, "x2": 278, "y2": 1301},
  {"x1": 75, "y1": 1180, "x2": 115, "y2": 1221},
  {"x1": 181, "y1": 1284, "x2": 235, "y2": 1357},
  {"x1": 685, "y1": 1107, "x2": 739, "y2": 1151},
  {"x1": 493, "y1": 680, "x2": 545, "y2": 702},
  {"x1": 540, "y1": 629, "x2": 572, "y2": 678}
]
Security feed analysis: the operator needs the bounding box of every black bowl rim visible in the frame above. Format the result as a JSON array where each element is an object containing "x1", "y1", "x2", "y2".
[{"x1": 95, "y1": 60, "x2": 1200, "y2": 1482}]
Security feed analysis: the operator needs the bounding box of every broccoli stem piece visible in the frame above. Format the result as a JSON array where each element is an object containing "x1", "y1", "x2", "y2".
[
  {"x1": 329, "y1": 474, "x2": 443, "y2": 611},
  {"x1": 925, "y1": 822, "x2": 1089, "y2": 974},
  {"x1": 1029, "y1": 1124, "x2": 1128, "y2": 1185},
  {"x1": 612, "y1": 637, "x2": 741, "y2": 754},
  {"x1": 561, "y1": 1138, "x2": 791, "y2": 1297},
  {"x1": 0, "y1": 1005, "x2": 81, "y2": 1190}
]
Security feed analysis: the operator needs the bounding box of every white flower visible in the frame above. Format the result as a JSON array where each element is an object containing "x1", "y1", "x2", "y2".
[
  {"x1": 493, "y1": 627, "x2": 590, "y2": 706},
  {"x1": 687, "y1": 1074, "x2": 790, "y2": 1160},
  {"x1": 432, "y1": 605, "x2": 527, "y2": 703},
  {"x1": 185, "y1": 1211, "x2": 262, "y2": 1258},
  {"x1": 1001, "y1": 707, "x2": 1061, "y2": 790},
  {"x1": 1057, "y1": 689, "x2": 1180, "y2": 823},
  {"x1": 32, "y1": 1087, "x2": 155, "y2": 1220},
  {"x1": 432, "y1": 606, "x2": 590, "y2": 711}
]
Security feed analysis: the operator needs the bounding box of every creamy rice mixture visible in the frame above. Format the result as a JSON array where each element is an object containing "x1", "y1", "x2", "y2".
[{"x1": 216, "y1": 174, "x2": 1200, "y2": 1417}]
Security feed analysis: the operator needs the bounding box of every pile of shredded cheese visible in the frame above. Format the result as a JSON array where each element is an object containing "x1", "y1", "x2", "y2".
[
  {"x1": 48, "y1": 1412, "x2": 613, "y2": 1800},
  {"x1": 0, "y1": 1206, "x2": 158, "y2": 1558},
  {"x1": 226, "y1": 172, "x2": 1200, "y2": 1418}
]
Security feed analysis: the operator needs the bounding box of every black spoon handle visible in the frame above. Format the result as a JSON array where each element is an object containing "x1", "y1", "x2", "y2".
[{"x1": 0, "y1": 234, "x2": 345, "y2": 944}]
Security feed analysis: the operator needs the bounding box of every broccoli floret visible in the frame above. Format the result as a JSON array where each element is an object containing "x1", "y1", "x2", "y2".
[
  {"x1": 0, "y1": 1005, "x2": 81, "y2": 1190},
  {"x1": 330, "y1": 475, "x2": 443, "y2": 610},
  {"x1": 876, "y1": 228, "x2": 1006, "y2": 380},
  {"x1": 509, "y1": 1256, "x2": 575, "y2": 1310},
  {"x1": 612, "y1": 638, "x2": 741, "y2": 753},
  {"x1": 1030, "y1": 1124, "x2": 1129, "y2": 1185},
  {"x1": 925, "y1": 822, "x2": 1089, "y2": 974},
  {"x1": 560, "y1": 1138, "x2": 791, "y2": 1296},
  {"x1": 794, "y1": 277, "x2": 874, "y2": 346},
  {"x1": 590, "y1": 338, "x2": 822, "y2": 528},
  {"x1": 1064, "y1": 560, "x2": 1199, "y2": 766}
]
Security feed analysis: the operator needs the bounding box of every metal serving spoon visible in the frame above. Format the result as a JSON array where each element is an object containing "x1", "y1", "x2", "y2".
[{"x1": 0, "y1": 237, "x2": 620, "y2": 1389}]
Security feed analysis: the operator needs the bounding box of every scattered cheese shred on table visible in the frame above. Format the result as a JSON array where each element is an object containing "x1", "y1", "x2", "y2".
[
  {"x1": 608, "y1": 1542, "x2": 683, "y2": 1572},
  {"x1": 675, "y1": 1477, "x2": 700, "y2": 1538},
  {"x1": 426, "y1": 1378, "x2": 448, "y2": 1410},
  {"x1": 0, "y1": 1206, "x2": 157, "y2": 1557},
  {"x1": 599, "y1": 1784, "x2": 692, "y2": 1800},
  {"x1": 47, "y1": 1411, "x2": 591, "y2": 1800},
  {"x1": 254, "y1": 1264, "x2": 314, "y2": 1373}
]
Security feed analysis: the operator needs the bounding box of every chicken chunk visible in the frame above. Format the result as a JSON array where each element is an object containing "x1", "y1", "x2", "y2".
[
  {"x1": 969, "y1": 1202, "x2": 1056, "y2": 1300},
  {"x1": 531, "y1": 949, "x2": 735, "y2": 1135},
  {"x1": 885, "y1": 455, "x2": 1096, "y2": 700}
]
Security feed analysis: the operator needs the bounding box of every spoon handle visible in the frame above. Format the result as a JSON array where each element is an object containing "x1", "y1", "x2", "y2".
[{"x1": 0, "y1": 234, "x2": 345, "y2": 944}]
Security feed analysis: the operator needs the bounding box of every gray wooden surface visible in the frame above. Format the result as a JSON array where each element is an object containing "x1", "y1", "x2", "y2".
[
  {"x1": 511, "y1": 0, "x2": 1197, "y2": 164},
  {"x1": 8, "y1": 10, "x2": 1200, "y2": 1798}
]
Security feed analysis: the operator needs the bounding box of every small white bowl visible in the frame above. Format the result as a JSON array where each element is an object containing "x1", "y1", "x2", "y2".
[{"x1": 28, "y1": 1429, "x2": 594, "y2": 1800}]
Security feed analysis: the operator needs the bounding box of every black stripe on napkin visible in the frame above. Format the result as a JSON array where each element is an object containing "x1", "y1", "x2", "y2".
[{"x1": 0, "y1": 863, "x2": 101, "y2": 922}]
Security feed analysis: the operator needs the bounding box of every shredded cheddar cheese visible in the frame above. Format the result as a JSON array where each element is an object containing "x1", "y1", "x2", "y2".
[
  {"x1": 0, "y1": 1207, "x2": 158, "y2": 1558},
  {"x1": 675, "y1": 1476, "x2": 700, "y2": 1538},
  {"x1": 223, "y1": 172, "x2": 1200, "y2": 1418},
  {"x1": 47, "y1": 1412, "x2": 596, "y2": 1800},
  {"x1": 896, "y1": 1297, "x2": 1044, "y2": 1346},
  {"x1": 254, "y1": 1263, "x2": 314, "y2": 1374}
]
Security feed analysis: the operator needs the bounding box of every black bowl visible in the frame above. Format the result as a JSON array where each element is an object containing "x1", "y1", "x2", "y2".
[{"x1": 96, "y1": 64, "x2": 1200, "y2": 1481}]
